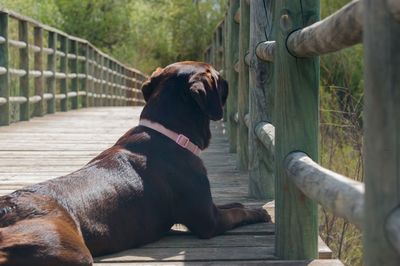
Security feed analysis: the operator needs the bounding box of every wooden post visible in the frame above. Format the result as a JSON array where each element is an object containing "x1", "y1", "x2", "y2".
[
  {"x1": 81, "y1": 43, "x2": 89, "y2": 108},
  {"x1": 211, "y1": 32, "x2": 216, "y2": 67},
  {"x1": 218, "y1": 24, "x2": 224, "y2": 72},
  {"x1": 248, "y1": 0, "x2": 274, "y2": 199},
  {"x1": 47, "y1": 32, "x2": 56, "y2": 114},
  {"x1": 0, "y1": 12, "x2": 9, "y2": 126},
  {"x1": 19, "y1": 20, "x2": 29, "y2": 121},
  {"x1": 94, "y1": 52, "x2": 102, "y2": 106},
  {"x1": 101, "y1": 57, "x2": 106, "y2": 106},
  {"x1": 237, "y1": 0, "x2": 250, "y2": 170},
  {"x1": 87, "y1": 45, "x2": 96, "y2": 107},
  {"x1": 33, "y1": 26, "x2": 44, "y2": 117},
  {"x1": 274, "y1": 0, "x2": 319, "y2": 259},
  {"x1": 69, "y1": 39, "x2": 79, "y2": 109},
  {"x1": 226, "y1": 0, "x2": 240, "y2": 152},
  {"x1": 364, "y1": 0, "x2": 400, "y2": 265},
  {"x1": 222, "y1": 16, "x2": 228, "y2": 122},
  {"x1": 59, "y1": 35, "x2": 68, "y2": 112}
]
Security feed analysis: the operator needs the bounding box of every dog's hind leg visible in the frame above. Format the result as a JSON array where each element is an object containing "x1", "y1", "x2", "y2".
[{"x1": 0, "y1": 217, "x2": 93, "y2": 266}]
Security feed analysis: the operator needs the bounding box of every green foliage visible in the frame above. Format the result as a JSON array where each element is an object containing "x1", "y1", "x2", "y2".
[
  {"x1": 0, "y1": 0, "x2": 62, "y2": 26},
  {"x1": 0, "y1": 0, "x2": 226, "y2": 73}
]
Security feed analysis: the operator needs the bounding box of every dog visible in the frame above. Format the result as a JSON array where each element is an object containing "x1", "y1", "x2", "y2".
[{"x1": 0, "y1": 61, "x2": 271, "y2": 266}]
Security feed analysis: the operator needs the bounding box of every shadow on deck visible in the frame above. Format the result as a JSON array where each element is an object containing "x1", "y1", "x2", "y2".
[{"x1": 0, "y1": 107, "x2": 341, "y2": 265}]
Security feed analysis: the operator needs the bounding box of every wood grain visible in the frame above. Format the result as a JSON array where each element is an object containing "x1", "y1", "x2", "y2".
[
  {"x1": 248, "y1": 0, "x2": 275, "y2": 199},
  {"x1": 236, "y1": 0, "x2": 250, "y2": 170},
  {"x1": 364, "y1": 0, "x2": 400, "y2": 265},
  {"x1": 0, "y1": 12, "x2": 9, "y2": 125},
  {"x1": 226, "y1": 0, "x2": 239, "y2": 152},
  {"x1": 0, "y1": 106, "x2": 336, "y2": 264},
  {"x1": 274, "y1": 0, "x2": 319, "y2": 260}
]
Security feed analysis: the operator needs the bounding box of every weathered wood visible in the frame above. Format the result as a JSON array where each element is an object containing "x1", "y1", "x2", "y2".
[
  {"x1": 59, "y1": 35, "x2": 68, "y2": 111},
  {"x1": 88, "y1": 47, "x2": 95, "y2": 107},
  {"x1": 287, "y1": 0, "x2": 362, "y2": 57},
  {"x1": 274, "y1": 0, "x2": 319, "y2": 259},
  {"x1": 33, "y1": 27, "x2": 44, "y2": 117},
  {"x1": 81, "y1": 43, "x2": 89, "y2": 107},
  {"x1": 388, "y1": 0, "x2": 400, "y2": 21},
  {"x1": 18, "y1": 20, "x2": 29, "y2": 121},
  {"x1": 46, "y1": 32, "x2": 56, "y2": 114},
  {"x1": 0, "y1": 12, "x2": 9, "y2": 126},
  {"x1": 96, "y1": 246, "x2": 276, "y2": 263},
  {"x1": 69, "y1": 39, "x2": 79, "y2": 109},
  {"x1": 285, "y1": 152, "x2": 364, "y2": 229},
  {"x1": 236, "y1": 0, "x2": 250, "y2": 170},
  {"x1": 226, "y1": 0, "x2": 239, "y2": 152},
  {"x1": 255, "y1": 122, "x2": 275, "y2": 153},
  {"x1": 363, "y1": 1, "x2": 400, "y2": 265},
  {"x1": 0, "y1": 106, "x2": 337, "y2": 264},
  {"x1": 248, "y1": 0, "x2": 274, "y2": 199},
  {"x1": 385, "y1": 207, "x2": 400, "y2": 256},
  {"x1": 256, "y1": 41, "x2": 275, "y2": 62},
  {"x1": 94, "y1": 261, "x2": 343, "y2": 266}
]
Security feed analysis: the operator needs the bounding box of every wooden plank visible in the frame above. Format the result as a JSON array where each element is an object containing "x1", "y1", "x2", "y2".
[
  {"x1": 274, "y1": 0, "x2": 319, "y2": 260},
  {"x1": 0, "y1": 106, "x2": 335, "y2": 264},
  {"x1": 95, "y1": 246, "x2": 276, "y2": 263},
  {"x1": 226, "y1": 0, "x2": 239, "y2": 152},
  {"x1": 236, "y1": 0, "x2": 250, "y2": 170},
  {"x1": 0, "y1": 12, "x2": 9, "y2": 125},
  {"x1": 364, "y1": 0, "x2": 400, "y2": 265},
  {"x1": 248, "y1": 0, "x2": 274, "y2": 199},
  {"x1": 18, "y1": 20, "x2": 29, "y2": 121},
  {"x1": 33, "y1": 26, "x2": 44, "y2": 117},
  {"x1": 142, "y1": 234, "x2": 274, "y2": 248},
  {"x1": 94, "y1": 260, "x2": 343, "y2": 266}
]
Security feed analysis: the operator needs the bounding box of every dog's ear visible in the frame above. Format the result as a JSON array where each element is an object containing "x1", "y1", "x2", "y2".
[
  {"x1": 189, "y1": 73, "x2": 229, "y2": 121},
  {"x1": 141, "y1": 67, "x2": 163, "y2": 102}
]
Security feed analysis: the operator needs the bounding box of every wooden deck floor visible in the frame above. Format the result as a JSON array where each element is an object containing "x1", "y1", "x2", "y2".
[{"x1": 0, "y1": 107, "x2": 342, "y2": 265}]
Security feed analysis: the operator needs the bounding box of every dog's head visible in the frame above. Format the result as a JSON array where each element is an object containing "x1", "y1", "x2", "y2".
[{"x1": 141, "y1": 61, "x2": 228, "y2": 121}]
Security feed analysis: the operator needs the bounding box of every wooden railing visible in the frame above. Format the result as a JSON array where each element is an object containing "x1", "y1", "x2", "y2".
[
  {"x1": 205, "y1": 0, "x2": 400, "y2": 264},
  {"x1": 0, "y1": 8, "x2": 147, "y2": 126}
]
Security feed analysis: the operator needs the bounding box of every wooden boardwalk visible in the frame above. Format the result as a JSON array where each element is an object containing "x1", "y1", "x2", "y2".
[{"x1": 0, "y1": 107, "x2": 342, "y2": 265}]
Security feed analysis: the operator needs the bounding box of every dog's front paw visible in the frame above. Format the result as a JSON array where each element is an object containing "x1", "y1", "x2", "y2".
[{"x1": 253, "y1": 207, "x2": 272, "y2": 223}]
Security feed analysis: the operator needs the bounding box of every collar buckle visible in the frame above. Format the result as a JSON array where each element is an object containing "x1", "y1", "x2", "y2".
[{"x1": 176, "y1": 134, "x2": 190, "y2": 148}]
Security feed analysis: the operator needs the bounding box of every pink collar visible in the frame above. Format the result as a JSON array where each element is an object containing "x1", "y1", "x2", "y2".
[{"x1": 139, "y1": 119, "x2": 201, "y2": 156}]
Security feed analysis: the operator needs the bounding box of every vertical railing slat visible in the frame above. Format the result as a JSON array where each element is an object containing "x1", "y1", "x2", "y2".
[
  {"x1": 237, "y1": 0, "x2": 250, "y2": 170},
  {"x1": 0, "y1": 12, "x2": 9, "y2": 126},
  {"x1": 226, "y1": 0, "x2": 240, "y2": 153},
  {"x1": 274, "y1": 0, "x2": 320, "y2": 259},
  {"x1": 364, "y1": 0, "x2": 400, "y2": 265},
  {"x1": 248, "y1": 0, "x2": 275, "y2": 199},
  {"x1": 81, "y1": 43, "x2": 88, "y2": 108},
  {"x1": 46, "y1": 32, "x2": 56, "y2": 114},
  {"x1": 60, "y1": 35, "x2": 68, "y2": 112},
  {"x1": 33, "y1": 26, "x2": 44, "y2": 117},
  {"x1": 19, "y1": 20, "x2": 29, "y2": 121},
  {"x1": 70, "y1": 39, "x2": 78, "y2": 109}
]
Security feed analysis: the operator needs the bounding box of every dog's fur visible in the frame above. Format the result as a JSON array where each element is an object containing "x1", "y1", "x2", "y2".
[{"x1": 0, "y1": 61, "x2": 270, "y2": 266}]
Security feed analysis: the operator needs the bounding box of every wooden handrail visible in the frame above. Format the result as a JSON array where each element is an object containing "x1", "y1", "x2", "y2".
[
  {"x1": 0, "y1": 9, "x2": 147, "y2": 126},
  {"x1": 286, "y1": 0, "x2": 362, "y2": 57},
  {"x1": 285, "y1": 152, "x2": 364, "y2": 229}
]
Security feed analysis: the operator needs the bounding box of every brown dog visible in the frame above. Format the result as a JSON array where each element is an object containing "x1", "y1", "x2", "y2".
[{"x1": 0, "y1": 61, "x2": 270, "y2": 266}]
